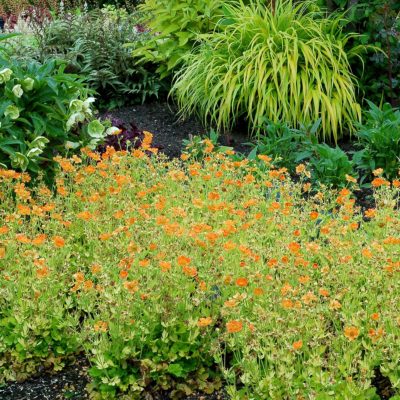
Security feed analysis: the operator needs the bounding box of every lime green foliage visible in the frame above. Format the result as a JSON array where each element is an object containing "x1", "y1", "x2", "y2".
[
  {"x1": 353, "y1": 101, "x2": 400, "y2": 183},
  {"x1": 0, "y1": 52, "x2": 109, "y2": 178},
  {"x1": 172, "y1": 0, "x2": 364, "y2": 142},
  {"x1": 133, "y1": 0, "x2": 224, "y2": 79},
  {"x1": 0, "y1": 147, "x2": 399, "y2": 398}
]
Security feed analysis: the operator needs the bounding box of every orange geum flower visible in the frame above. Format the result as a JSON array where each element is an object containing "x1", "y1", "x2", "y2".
[
  {"x1": 0, "y1": 226, "x2": 9, "y2": 235},
  {"x1": 208, "y1": 192, "x2": 220, "y2": 200},
  {"x1": 288, "y1": 242, "x2": 301, "y2": 254},
  {"x1": 253, "y1": 287, "x2": 264, "y2": 296},
  {"x1": 344, "y1": 326, "x2": 360, "y2": 341},
  {"x1": 113, "y1": 210, "x2": 124, "y2": 219},
  {"x1": 236, "y1": 277, "x2": 249, "y2": 287},
  {"x1": 99, "y1": 233, "x2": 112, "y2": 241},
  {"x1": 16, "y1": 233, "x2": 31, "y2": 244},
  {"x1": 292, "y1": 340, "x2": 303, "y2": 351},
  {"x1": 329, "y1": 300, "x2": 342, "y2": 310},
  {"x1": 91, "y1": 264, "x2": 102, "y2": 274},
  {"x1": 159, "y1": 261, "x2": 171, "y2": 272},
  {"x1": 94, "y1": 321, "x2": 108, "y2": 333},
  {"x1": 372, "y1": 168, "x2": 384, "y2": 176},
  {"x1": 120, "y1": 270, "x2": 129, "y2": 279},
  {"x1": 36, "y1": 266, "x2": 49, "y2": 279},
  {"x1": 177, "y1": 255, "x2": 191, "y2": 266},
  {"x1": 309, "y1": 211, "x2": 319, "y2": 220},
  {"x1": 282, "y1": 299, "x2": 293, "y2": 309},
  {"x1": 371, "y1": 313, "x2": 380, "y2": 321},
  {"x1": 83, "y1": 280, "x2": 94, "y2": 291},
  {"x1": 226, "y1": 320, "x2": 243, "y2": 333},
  {"x1": 0, "y1": 247, "x2": 5, "y2": 259},
  {"x1": 182, "y1": 266, "x2": 197, "y2": 278},
  {"x1": 32, "y1": 234, "x2": 47, "y2": 246},
  {"x1": 17, "y1": 204, "x2": 31, "y2": 215},
  {"x1": 124, "y1": 280, "x2": 139, "y2": 293},
  {"x1": 139, "y1": 259, "x2": 150, "y2": 267},
  {"x1": 77, "y1": 211, "x2": 93, "y2": 221},
  {"x1": 53, "y1": 236, "x2": 65, "y2": 248},
  {"x1": 298, "y1": 275, "x2": 310, "y2": 284},
  {"x1": 197, "y1": 317, "x2": 212, "y2": 327},
  {"x1": 258, "y1": 154, "x2": 272, "y2": 163},
  {"x1": 319, "y1": 288, "x2": 329, "y2": 297},
  {"x1": 371, "y1": 177, "x2": 389, "y2": 188}
]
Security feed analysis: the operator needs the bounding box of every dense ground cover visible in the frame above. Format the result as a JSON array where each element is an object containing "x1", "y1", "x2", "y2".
[{"x1": 0, "y1": 138, "x2": 399, "y2": 399}]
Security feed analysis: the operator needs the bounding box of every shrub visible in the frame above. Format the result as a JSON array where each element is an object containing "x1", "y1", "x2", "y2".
[
  {"x1": 319, "y1": 0, "x2": 400, "y2": 106},
  {"x1": 172, "y1": 0, "x2": 364, "y2": 142},
  {"x1": 133, "y1": 0, "x2": 225, "y2": 79},
  {"x1": 25, "y1": 8, "x2": 162, "y2": 109},
  {"x1": 0, "y1": 53, "x2": 110, "y2": 179},
  {"x1": 0, "y1": 142, "x2": 399, "y2": 398},
  {"x1": 353, "y1": 101, "x2": 400, "y2": 183},
  {"x1": 248, "y1": 119, "x2": 357, "y2": 187}
]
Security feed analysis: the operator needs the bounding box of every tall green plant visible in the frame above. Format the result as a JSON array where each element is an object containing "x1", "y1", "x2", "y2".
[
  {"x1": 172, "y1": 0, "x2": 364, "y2": 142},
  {"x1": 132, "y1": 0, "x2": 225, "y2": 79}
]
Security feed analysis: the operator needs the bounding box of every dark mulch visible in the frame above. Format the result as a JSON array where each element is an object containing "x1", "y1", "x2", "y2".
[
  {"x1": 106, "y1": 102, "x2": 250, "y2": 158},
  {"x1": 0, "y1": 356, "x2": 90, "y2": 400}
]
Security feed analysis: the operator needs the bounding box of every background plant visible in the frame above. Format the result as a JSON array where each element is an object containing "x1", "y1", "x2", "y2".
[
  {"x1": 0, "y1": 49, "x2": 110, "y2": 179},
  {"x1": 24, "y1": 7, "x2": 162, "y2": 109},
  {"x1": 318, "y1": 0, "x2": 400, "y2": 107},
  {"x1": 353, "y1": 101, "x2": 400, "y2": 183},
  {"x1": 248, "y1": 119, "x2": 357, "y2": 187},
  {"x1": 132, "y1": 0, "x2": 225, "y2": 79},
  {"x1": 172, "y1": 0, "x2": 364, "y2": 142}
]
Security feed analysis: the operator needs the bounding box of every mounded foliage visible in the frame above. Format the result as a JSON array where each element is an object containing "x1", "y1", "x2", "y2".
[{"x1": 172, "y1": 0, "x2": 364, "y2": 142}]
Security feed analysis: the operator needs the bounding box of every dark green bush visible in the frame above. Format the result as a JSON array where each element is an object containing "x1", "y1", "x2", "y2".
[
  {"x1": 353, "y1": 101, "x2": 400, "y2": 183},
  {"x1": 249, "y1": 119, "x2": 357, "y2": 187},
  {"x1": 20, "y1": 8, "x2": 162, "y2": 109}
]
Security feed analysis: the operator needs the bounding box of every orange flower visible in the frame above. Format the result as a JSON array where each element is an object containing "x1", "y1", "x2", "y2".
[
  {"x1": 77, "y1": 211, "x2": 93, "y2": 221},
  {"x1": 344, "y1": 326, "x2": 360, "y2": 341},
  {"x1": 253, "y1": 287, "x2": 264, "y2": 296},
  {"x1": 371, "y1": 313, "x2": 380, "y2": 321},
  {"x1": 94, "y1": 321, "x2": 108, "y2": 333},
  {"x1": 319, "y1": 288, "x2": 329, "y2": 297},
  {"x1": 139, "y1": 259, "x2": 150, "y2": 267},
  {"x1": 16, "y1": 233, "x2": 31, "y2": 244},
  {"x1": 0, "y1": 226, "x2": 9, "y2": 235},
  {"x1": 32, "y1": 234, "x2": 47, "y2": 246},
  {"x1": 309, "y1": 211, "x2": 319, "y2": 220},
  {"x1": 53, "y1": 236, "x2": 65, "y2": 248},
  {"x1": 0, "y1": 247, "x2": 5, "y2": 259},
  {"x1": 236, "y1": 277, "x2": 249, "y2": 287},
  {"x1": 197, "y1": 317, "x2": 212, "y2": 327},
  {"x1": 208, "y1": 192, "x2": 220, "y2": 200},
  {"x1": 124, "y1": 280, "x2": 139, "y2": 293},
  {"x1": 177, "y1": 255, "x2": 191, "y2": 266},
  {"x1": 182, "y1": 266, "x2": 197, "y2": 277},
  {"x1": 292, "y1": 340, "x2": 303, "y2": 351},
  {"x1": 371, "y1": 177, "x2": 389, "y2": 188},
  {"x1": 91, "y1": 264, "x2": 102, "y2": 274},
  {"x1": 99, "y1": 233, "x2": 112, "y2": 241},
  {"x1": 226, "y1": 320, "x2": 243, "y2": 333},
  {"x1": 36, "y1": 266, "x2": 49, "y2": 279},
  {"x1": 159, "y1": 261, "x2": 171, "y2": 272},
  {"x1": 120, "y1": 270, "x2": 128, "y2": 279},
  {"x1": 288, "y1": 242, "x2": 301, "y2": 254}
]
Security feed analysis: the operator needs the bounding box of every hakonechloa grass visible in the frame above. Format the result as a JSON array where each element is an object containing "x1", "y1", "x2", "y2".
[{"x1": 0, "y1": 141, "x2": 399, "y2": 399}]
